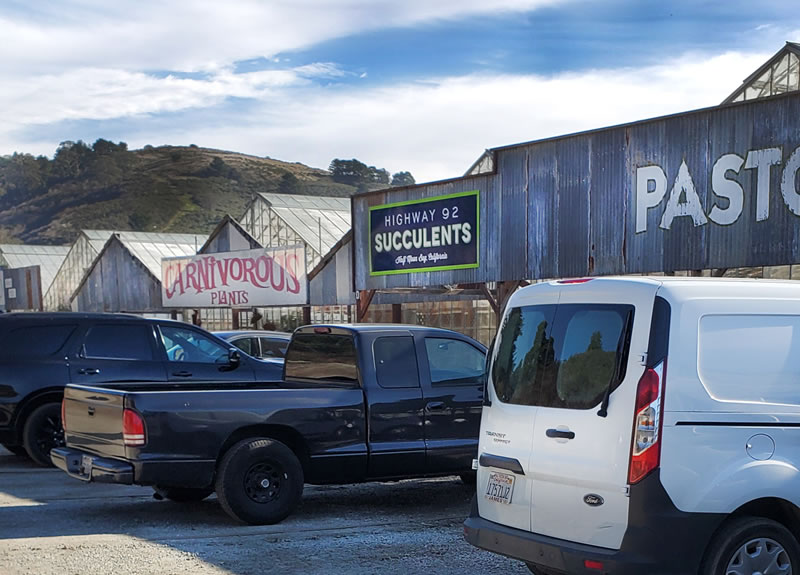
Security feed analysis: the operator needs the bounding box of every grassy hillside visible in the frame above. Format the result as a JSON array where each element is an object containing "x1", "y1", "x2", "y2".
[{"x1": 0, "y1": 142, "x2": 365, "y2": 245}]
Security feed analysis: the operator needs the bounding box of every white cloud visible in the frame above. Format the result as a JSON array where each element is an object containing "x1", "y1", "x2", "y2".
[{"x1": 12, "y1": 48, "x2": 761, "y2": 183}]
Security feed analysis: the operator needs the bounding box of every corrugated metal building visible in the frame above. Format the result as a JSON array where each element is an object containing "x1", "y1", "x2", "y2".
[
  {"x1": 44, "y1": 231, "x2": 112, "y2": 311},
  {"x1": 70, "y1": 231, "x2": 206, "y2": 313},
  {"x1": 0, "y1": 244, "x2": 70, "y2": 298}
]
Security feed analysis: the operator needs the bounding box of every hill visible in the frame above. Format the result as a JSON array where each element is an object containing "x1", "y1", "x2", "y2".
[{"x1": 0, "y1": 141, "x2": 368, "y2": 245}]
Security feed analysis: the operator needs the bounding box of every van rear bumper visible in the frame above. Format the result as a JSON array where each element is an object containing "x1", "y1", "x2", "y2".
[{"x1": 464, "y1": 471, "x2": 726, "y2": 575}]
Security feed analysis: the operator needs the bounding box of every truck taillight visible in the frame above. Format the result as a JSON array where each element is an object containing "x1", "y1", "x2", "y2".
[
  {"x1": 628, "y1": 361, "x2": 665, "y2": 484},
  {"x1": 122, "y1": 409, "x2": 146, "y2": 446}
]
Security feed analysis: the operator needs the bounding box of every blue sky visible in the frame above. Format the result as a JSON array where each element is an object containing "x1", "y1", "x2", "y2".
[{"x1": 0, "y1": 0, "x2": 797, "y2": 182}]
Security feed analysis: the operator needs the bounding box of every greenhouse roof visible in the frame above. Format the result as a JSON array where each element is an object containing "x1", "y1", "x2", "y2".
[
  {"x1": 0, "y1": 244, "x2": 70, "y2": 294},
  {"x1": 257, "y1": 193, "x2": 351, "y2": 256}
]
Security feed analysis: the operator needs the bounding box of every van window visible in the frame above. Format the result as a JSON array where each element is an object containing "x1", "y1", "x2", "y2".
[
  {"x1": 285, "y1": 333, "x2": 358, "y2": 385},
  {"x1": 491, "y1": 304, "x2": 633, "y2": 409},
  {"x1": 542, "y1": 305, "x2": 633, "y2": 410},
  {"x1": 491, "y1": 305, "x2": 556, "y2": 404},
  {"x1": 699, "y1": 314, "x2": 800, "y2": 405},
  {"x1": 84, "y1": 324, "x2": 155, "y2": 361}
]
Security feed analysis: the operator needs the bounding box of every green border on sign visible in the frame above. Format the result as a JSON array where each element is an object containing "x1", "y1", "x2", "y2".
[{"x1": 368, "y1": 190, "x2": 480, "y2": 276}]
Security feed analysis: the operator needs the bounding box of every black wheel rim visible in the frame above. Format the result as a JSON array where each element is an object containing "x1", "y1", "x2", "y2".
[
  {"x1": 243, "y1": 460, "x2": 286, "y2": 504},
  {"x1": 36, "y1": 414, "x2": 64, "y2": 455}
]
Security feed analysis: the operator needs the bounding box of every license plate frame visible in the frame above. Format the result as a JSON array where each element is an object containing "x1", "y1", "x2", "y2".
[{"x1": 485, "y1": 471, "x2": 515, "y2": 505}]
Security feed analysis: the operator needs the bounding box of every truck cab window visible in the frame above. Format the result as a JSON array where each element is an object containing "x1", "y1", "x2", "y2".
[
  {"x1": 374, "y1": 336, "x2": 419, "y2": 388},
  {"x1": 424, "y1": 338, "x2": 485, "y2": 386}
]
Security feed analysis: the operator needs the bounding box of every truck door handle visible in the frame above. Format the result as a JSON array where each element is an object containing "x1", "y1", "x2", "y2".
[
  {"x1": 546, "y1": 428, "x2": 575, "y2": 440},
  {"x1": 426, "y1": 401, "x2": 446, "y2": 412},
  {"x1": 172, "y1": 371, "x2": 192, "y2": 377},
  {"x1": 78, "y1": 368, "x2": 100, "y2": 375}
]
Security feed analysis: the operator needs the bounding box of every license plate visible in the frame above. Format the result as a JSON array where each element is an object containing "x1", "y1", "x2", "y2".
[
  {"x1": 81, "y1": 454, "x2": 93, "y2": 479},
  {"x1": 485, "y1": 471, "x2": 515, "y2": 504}
]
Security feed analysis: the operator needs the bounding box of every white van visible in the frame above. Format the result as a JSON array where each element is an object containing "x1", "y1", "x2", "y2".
[{"x1": 465, "y1": 277, "x2": 800, "y2": 575}]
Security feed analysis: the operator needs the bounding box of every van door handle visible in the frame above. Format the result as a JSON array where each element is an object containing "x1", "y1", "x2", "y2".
[
  {"x1": 425, "y1": 401, "x2": 446, "y2": 412},
  {"x1": 78, "y1": 368, "x2": 100, "y2": 375},
  {"x1": 172, "y1": 371, "x2": 192, "y2": 377},
  {"x1": 546, "y1": 428, "x2": 575, "y2": 440}
]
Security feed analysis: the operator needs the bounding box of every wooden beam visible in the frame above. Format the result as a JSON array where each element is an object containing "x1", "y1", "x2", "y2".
[
  {"x1": 480, "y1": 284, "x2": 499, "y2": 316},
  {"x1": 391, "y1": 303, "x2": 402, "y2": 324},
  {"x1": 357, "y1": 289, "x2": 376, "y2": 323}
]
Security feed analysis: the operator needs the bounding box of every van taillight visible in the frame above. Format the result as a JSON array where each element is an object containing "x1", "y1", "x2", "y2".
[
  {"x1": 628, "y1": 361, "x2": 665, "y2": 484},
  {"x1": 122, "y1": 409, "x2": 146, "y2": 446}
]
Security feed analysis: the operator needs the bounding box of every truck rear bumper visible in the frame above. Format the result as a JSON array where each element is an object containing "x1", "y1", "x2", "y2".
[{"x1": 51, "y1": 447, "x2": 134, "y2": 484}]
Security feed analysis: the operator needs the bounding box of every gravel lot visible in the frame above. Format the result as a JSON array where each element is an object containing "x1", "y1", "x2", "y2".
[{"x1": 0, "y1": 446, "x2": 528, "y2": 575}]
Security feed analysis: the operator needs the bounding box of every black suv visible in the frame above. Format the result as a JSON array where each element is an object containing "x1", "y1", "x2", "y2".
[{"x1": 0, "y1": 313, "x2": 283, "y2": 465}]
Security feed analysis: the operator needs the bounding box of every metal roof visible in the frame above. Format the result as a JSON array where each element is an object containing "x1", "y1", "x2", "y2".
[
  {"x1": 81, "y1": 230, "x2": 206, "y2": 278},
  {"x1": 258, "y1": 193, "x2": 351, "y2": 255},
  {"x1": 722, "y1": 41, "x2": 800, "y2": 104},
  {"x1": 0, "y1": 244, "x2": 70, "y2": 294}
]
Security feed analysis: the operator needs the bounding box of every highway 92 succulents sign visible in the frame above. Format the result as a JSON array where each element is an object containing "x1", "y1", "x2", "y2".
[{"x1": 369, "y1": 190, "x2": 479, "y2": 276}]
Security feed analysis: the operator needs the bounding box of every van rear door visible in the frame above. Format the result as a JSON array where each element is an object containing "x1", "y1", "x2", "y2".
[
  {"x1": 528, "y1": 280, "x2": 657, "y2": 549},
  {"x1": 476, "y1": 288, "x2": 560, "y2": 532}
]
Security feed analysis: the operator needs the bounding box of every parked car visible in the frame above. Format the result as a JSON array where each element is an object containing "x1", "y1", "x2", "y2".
[
  {"x1": 465, "y1": 277, "x2": 800, "y2": 575},
  {"x1": 214, "y1": 330, "x2": 291, "y2": 361},
  {"x1": 0, "y1": 313, "x2": 282, "y2": 466},
  {"x1": 52, "y1": 324, "x2": 487, "y2": 524}
]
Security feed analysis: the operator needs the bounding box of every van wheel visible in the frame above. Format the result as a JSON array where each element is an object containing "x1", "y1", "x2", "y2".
[
  {"x1": 22, "y1": 402, "x2": 64, "y2": 466},
  {"x1": 2, "y1": 443, "x2": 29, "y2": 457},
  {"x1": 702, "y1": 516, "x2": 800, "y2": 575},
  {"x1": 153, "y1": 486, "x2": 213, "y2": 502},
  {"x1": 215, "y1": 438, "x2": 304, "y2": 525}
]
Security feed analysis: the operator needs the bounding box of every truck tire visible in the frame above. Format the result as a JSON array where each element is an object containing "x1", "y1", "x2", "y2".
[
  {"x1": 1, "y1": 443, "x2": 29, "y2": 457},
  {"x1": 215, "y1": 437, "x2": 304, "y2": 525},
  {"x1": 153, "y1": 486, "x2": 214, "y2": 502},
  {"x1": 22, "y1": 402, "x2": 64, "y2": 467},
  {"x1": 459, "y1": 471, "x2": 477, "y2": 485},
  {"x1": 701, "y1": 516, "x2": 800, "y2": 575}
]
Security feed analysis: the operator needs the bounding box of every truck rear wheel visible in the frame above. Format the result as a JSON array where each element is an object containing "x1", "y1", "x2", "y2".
[
  {"x1": 702, "y1": 516, "x2": 800, "y2": 575},
  {"x1": 153, "y1": 486, "x2": 213, "y2": 502},
  {"x1": 215, "y1": 437, "x2": 304, "y2": 525},
  {"x1": 22, "y1": 402, "x2": 64, "y2": 466}
]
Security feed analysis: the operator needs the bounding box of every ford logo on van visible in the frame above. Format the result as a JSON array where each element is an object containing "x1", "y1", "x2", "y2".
[{"x1": 583, "y1": 494, "x2": 604, "y2": 507}]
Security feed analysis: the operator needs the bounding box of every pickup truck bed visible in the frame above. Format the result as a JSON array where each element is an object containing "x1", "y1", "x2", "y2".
[{"x1": 53, "y1": 325, "x2": 487, "y2": 524}]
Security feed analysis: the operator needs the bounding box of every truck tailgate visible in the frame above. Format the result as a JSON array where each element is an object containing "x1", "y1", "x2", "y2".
[{"x1": 63, "y1": 384, "x2": 127, "y2": 459}]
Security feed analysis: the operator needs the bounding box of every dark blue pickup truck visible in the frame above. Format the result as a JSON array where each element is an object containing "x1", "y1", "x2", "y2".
[{"x1": 52, "y1": 324, "x2": 487, "y2": 524}]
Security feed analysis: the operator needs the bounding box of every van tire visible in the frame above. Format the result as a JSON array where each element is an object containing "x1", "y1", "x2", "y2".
[
  {"x1": 701, "y1": 516, "x2": 800, "y2": 575},
  {"x1": 215, "y1": 437, "x2": 304, "y2": 525},
  {"x1": 22, "y1": 402, "x2": 64, "y2": 466},
  {"x1": 153, "y1": 486, "x2": 213, "y2": 502}
]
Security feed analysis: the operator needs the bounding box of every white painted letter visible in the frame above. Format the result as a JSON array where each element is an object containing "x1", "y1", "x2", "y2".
[
  {"x1": 709, "y1": 154, "x2": 745, "y2": 225},
  {"x1": 781, "y1": 145, "x2": 800, "y2": 216},
  {"x1": 744, "y1": 147, "x2": 782, "y2": 221},
  {"x1": 636, "y1": 165, "x2": 668, "y2": 233},
  {"x1": 659, "y1": 160, "x2": 708, "y2": 230}
]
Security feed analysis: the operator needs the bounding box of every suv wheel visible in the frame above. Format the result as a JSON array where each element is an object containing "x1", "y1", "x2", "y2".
[
  {"x1": 22, "y1": 402, "x2": 64, "y2": 466},
  {"x1": 215, "y1": 437, "x2": 304, "y2": 525},
  {"x1": 702, "y1": 516, "x2": 800, "y2": 575}
]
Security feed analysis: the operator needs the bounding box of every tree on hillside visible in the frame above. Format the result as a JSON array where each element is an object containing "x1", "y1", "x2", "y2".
[
  {"x1": 369, "y1": 167, "x2": 390, "y2": 185},
  {"x1": 279, "y1": 172, "x2": 300, "y2": 194},
  {"x1": 391, "y1": 171, "x2": 415, "y2": 186},
  {"x1": 51, "y1": 140, "x2": 91, "y2": 181},
  {"x1": 329, "y1": 158, "x2": 371, "y2": 185}
]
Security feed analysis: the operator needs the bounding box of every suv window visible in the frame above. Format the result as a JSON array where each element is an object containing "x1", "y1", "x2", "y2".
[
  {"x1": 159, "y1": 325, "x2": 229, "y2": 364},
  {"x1": 231, "y1": 337, "x2": 257, "y2": 356},
  {"x1": 374, "y1": 336, "x2": 419, "y2": 389},
  {"x1": 284, "y1": 333, "x2": 358, "y2": 385},
  {"x1": 424, "y1": 338, "x2": 484, "y2": 385},
  {"x1": 3, "y1": 324, "x2": 77, "y2": 358},
  {"x1": 492, "y1": 304, "x2": 633, "y2": 409},
  {"x1": 83, "y1": 324, "x2": 155, "y2": 361}
]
